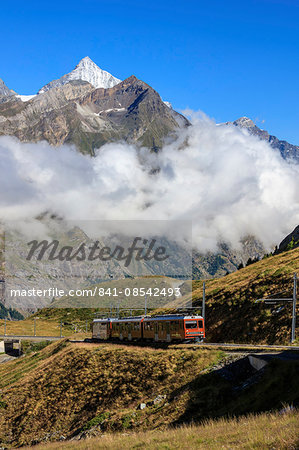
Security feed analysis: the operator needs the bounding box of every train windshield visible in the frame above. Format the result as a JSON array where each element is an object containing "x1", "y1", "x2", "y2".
[{"x1": 185, "y1": 321, "x2": 198, "y2": 329}]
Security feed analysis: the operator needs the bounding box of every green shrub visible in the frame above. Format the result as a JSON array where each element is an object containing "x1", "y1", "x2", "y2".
[{"x1": 83, "y1": 412, "x2": 111, "y2": 430}]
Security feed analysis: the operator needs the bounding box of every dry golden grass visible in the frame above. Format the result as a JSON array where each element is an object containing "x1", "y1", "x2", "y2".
[
  {"x1": 29, "y1": 409, "x2": 299, "y2": 449},
  {"x1": 188, "y1": 248, "x2": 299, "y2": 344},
  {"x1": 0, "y1": 341, "x2": 222, "y2": 447},
  {"x1": 0, "y1": 339, "x2": 298, "y2": 448},
  {"x1": 0, "y1": 318, "x2": 90, "y2": 339},
  {"x1": 192, "y1": 247, "x2": 299, "y2": 305}
]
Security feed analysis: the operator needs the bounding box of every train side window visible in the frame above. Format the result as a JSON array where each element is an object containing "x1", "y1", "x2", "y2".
[{"x1": 198, "y1": 320, "x2": 203, "y2": 329}]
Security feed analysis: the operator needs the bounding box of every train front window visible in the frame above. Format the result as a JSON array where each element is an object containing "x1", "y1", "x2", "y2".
[{"x1": 185, "y1": 321, "x2": 198, "y2": 329}]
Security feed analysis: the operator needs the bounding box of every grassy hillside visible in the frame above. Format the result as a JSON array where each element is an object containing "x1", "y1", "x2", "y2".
[
  {"x1": 33, "y1": 409, "x2": 299, "y2": 450},
  {"x1": 0, "y1": 340, "x2": 298, "y2": 447},
  {"x1": 184, "y1": 247, "x2": 299, "y2": 344},
  {"x1": 0, "y1": 317, "x2": 88, "y2": 338}
]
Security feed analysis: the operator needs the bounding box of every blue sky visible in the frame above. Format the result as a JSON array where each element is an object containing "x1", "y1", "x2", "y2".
[{"x1": 1, "y1": 0, "x2": 299, "y2": 143}]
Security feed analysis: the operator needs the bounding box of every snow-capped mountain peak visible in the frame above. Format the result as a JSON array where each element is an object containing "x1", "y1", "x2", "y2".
[
  {"x1": 233, "y1": 117, "x2": 255, "y2": 128},
  {"x1": 38, "y1": 57, "x2": 121, "y2": 94}
]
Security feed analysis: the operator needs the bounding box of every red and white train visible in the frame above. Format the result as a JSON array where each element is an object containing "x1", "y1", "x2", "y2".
[{"x1": 92, "y1": 314, "x2": 205, "y2": 343}]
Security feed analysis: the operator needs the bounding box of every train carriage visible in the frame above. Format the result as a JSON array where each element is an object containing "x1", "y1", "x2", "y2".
[
  {"x1": 143, "y1": 315, "x2": 204, "y2": 342},
  {"x1": 111, "y1": 317, "x2": 143, "y2": 341},
  {"x1": 92, "y1": 314, "x2": 205, "y2": 343},
  {"x1": 92, "y1": 318, "x2": 112, "y2": 340}
]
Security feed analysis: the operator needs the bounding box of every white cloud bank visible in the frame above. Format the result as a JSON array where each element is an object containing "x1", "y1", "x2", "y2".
[{"x1": 1, "y1": 112, "x2": 299, "y2": 251}]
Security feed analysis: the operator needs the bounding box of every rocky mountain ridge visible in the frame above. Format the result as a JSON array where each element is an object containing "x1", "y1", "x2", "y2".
[
  {"x1": 1, "y1": 59, "x2": 298, "y2": 159},
  {"x1": 0, "y1": 78, "x2": 16, "y2": 102},
  {"x1": 0, "y1": 74, "x2": 188, "y2": 153},
  {"x1": 231, "y1": 117, "x2": 299, "y2": 162},
  {"x1": 275, "y1": 225, "x2": 299, "y2": 254}
]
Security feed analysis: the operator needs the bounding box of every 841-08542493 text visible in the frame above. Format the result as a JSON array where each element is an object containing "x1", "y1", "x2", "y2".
[{"x1": 9, "y1": 286, "x2": 182, "y2": 298}]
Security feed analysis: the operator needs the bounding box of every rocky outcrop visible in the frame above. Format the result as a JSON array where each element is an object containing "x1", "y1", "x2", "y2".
[
  {"x1": 275, "y1": 225, "x2": 299, "y2": 254},
  {"x1": 0, "y1": 76, "x2": 188, "y2": 154},
  {"x1": 0, "y1": 78, "x2": 16, "y2": 103},
  {"x1": 231, "y1": 117, "x2": 299, "y2": 162},
  {"x1": 192, "y1": 236, "x2": 266, "y2": 279}
]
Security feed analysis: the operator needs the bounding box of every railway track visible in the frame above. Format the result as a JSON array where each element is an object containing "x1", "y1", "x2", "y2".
[
  {"x1": 70, "y1": 338, "x2": 299, "y2": 352},
  {"x1": 196, "y1": 342, "x2": 299, "y2": 351},
  {"x1": 1, "y1": 335, "x2": 298, "y2": 352}
]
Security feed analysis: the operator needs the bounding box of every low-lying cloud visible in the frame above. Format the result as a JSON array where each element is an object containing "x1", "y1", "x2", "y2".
[{"x1": 1, "y1": 112, "x2": 299, "y2": 251}]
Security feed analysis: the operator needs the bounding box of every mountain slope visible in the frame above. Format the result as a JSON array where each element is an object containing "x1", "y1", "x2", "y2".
[
  {"x1": 275, "y1": 225, "x2": 299, "y2": 254},
  {"x1": 189, "y1": 246, "x2": 299, "y2": 344},
  {"x1": 38, "y1": 57, "x2": 121, "y2": 93},
  {"x1": 0, "y1": 340, "x2": 298, "y2": 447},
  {"x1": 231, "y1": 117, "x2": 299, "y2": 162},
  {"x1": 0, "y1": 76, "x2": 188, "y2": 154},
  {"x1": 192, "y1": 236, "x2": 265, "y2": 279}
]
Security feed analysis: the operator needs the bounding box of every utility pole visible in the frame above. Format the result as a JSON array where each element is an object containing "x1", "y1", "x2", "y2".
[
  {"x1": 291, "y1": 273, "x2": 297, "y2": 343},
  {"x1": 34, "y1": 318, "x2": 36, "y2": 336},
  {"x1": 202, "y1": 282, "x2": 206, "y2": 322}
]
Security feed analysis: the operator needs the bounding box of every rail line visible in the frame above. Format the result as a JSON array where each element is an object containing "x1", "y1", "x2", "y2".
[
  {"x1": 71, "y1": 338, "x2": 299, "y2": 352},
  {"x1": 1, "y1": 335, "x2": 298, "y2": 352},
  {"x1": 195, "y1": 342, "x2": 299, "y2": 351}
]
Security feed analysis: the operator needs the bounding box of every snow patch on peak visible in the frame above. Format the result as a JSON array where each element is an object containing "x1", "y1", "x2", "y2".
[
  {"x1": 38, "y1": 57, "x2": 121, "y2": 94},
  {"x1": 163, "y1": 101, "x2": 173, "y2": 109},
  {"x1": 16, "y1": 94, "x2": 36, "y2": 102}
]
